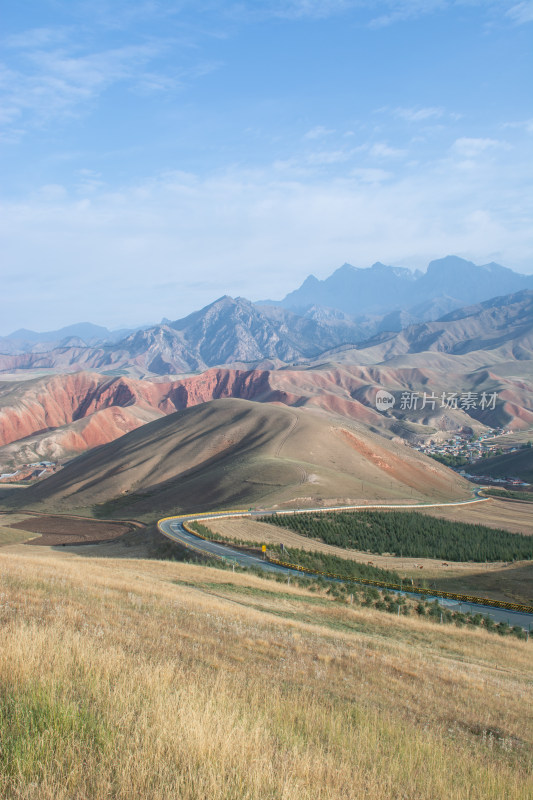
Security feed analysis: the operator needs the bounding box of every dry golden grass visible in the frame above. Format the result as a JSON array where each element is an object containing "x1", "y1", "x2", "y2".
[
  {"x1": 0, "y1": 544, "x2": 531, "y2": 799},
  {"x1": 415, "y1": 497, "x2": 533, "y2": 536}
]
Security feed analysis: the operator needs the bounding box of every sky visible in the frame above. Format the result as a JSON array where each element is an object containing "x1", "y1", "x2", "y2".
[{"x1": 1, "y1": 0, "x2": 532, "y2": 334}]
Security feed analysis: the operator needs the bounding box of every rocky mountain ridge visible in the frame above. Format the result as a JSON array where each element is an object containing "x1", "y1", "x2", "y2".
[
  {"x1": 0, "y1": 291, "x2": 531, "y2": 469},
  {"x1": 0, "y1": 296, "x2": 366, "y2": 376},
  {"x1": 2, "y1": 257, "x2": 531, "y2": 377},
  {"x1": 0, "y1": 285, "x2": 530, "y2": 379}
]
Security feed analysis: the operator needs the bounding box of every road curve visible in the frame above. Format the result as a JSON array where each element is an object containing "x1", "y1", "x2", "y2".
[{"x1": 158, "y1": 498, "x2": 533, "y2": 630}]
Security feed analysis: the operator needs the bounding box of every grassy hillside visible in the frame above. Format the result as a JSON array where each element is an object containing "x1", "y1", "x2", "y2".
[
  {"x1": 0, "y1": 545, "x2": 531, "y2": 799},
  {"x1": 469, "y1": 447, "x2": 533, "y2": 483},
  {"x1": 1, "y1": 399, "x2": 471, "y2": 520}
]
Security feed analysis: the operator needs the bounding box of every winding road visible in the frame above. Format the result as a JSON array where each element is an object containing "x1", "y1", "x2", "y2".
[{"x1": 158, "y1": 497, "x2": 533, "y2": 630}]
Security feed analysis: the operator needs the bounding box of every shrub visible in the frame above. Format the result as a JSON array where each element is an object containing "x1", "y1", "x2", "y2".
[{"x1": 497, "y1": 622, "x2": 511, "y2": 636}]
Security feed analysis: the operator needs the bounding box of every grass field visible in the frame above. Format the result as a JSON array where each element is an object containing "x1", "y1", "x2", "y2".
[
  {"x1": 0, "y1": 527, "x2": 34, "y2": 546},
  {"x1": 414, "y1": 497, "x2": 533, "y2": 535},
  {"x1": 485, "y1": 430, "x2": 533, "y2": 447},
  {"x1": 483, "y1": 488, "x2": 533, "y2": 502},
  {"x1": 0, "y1": 543, "x2": 531, "y2": 799},
  {"x1": 0, "y1": 513, "x2": 40, "y2": 546}
]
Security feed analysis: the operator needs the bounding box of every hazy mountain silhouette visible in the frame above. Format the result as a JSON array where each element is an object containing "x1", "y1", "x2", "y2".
[{"x1": 270, "y1": 256, "x2": 533, "y2": 321}]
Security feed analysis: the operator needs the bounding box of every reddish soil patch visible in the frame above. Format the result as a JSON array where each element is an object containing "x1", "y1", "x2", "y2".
[
  {"x1": 10, "y1": 515, "x2": 131, "y2": 546},
  {"x1": 339, "y1": 429, "x2": 394, "y2": 473},
  {"x1": 338, "y1": 427, "x2": 451, "y2": 492}
]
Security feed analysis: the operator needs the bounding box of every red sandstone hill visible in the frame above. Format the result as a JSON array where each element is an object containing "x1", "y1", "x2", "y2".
[
  {"x1": 1, "y1": 350, "x2": 532, "y2": 471},
  {"x1": 0, "y1": 290, "x2": 530, "y2": 470}
]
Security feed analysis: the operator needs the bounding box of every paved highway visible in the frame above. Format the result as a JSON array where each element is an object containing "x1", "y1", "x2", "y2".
[{"x1": 158, "y1": 499, "x2": 533, "y2": 630}]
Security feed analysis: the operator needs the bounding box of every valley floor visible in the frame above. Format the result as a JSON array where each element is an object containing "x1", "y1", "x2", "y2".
[{"x1": 0, "y1": 542, "x2": 531, "y2": 799}]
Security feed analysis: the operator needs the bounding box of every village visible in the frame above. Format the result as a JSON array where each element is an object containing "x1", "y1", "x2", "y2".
[
  {"x1": 413, "y1": 428, "x2": 531, "y2": 487},
  {"x1": 0, "y1": 461, "x2": 61, "y2": 484},
  {"x1": 415, "y1": 427, "x2": 506, "y2": 461}
]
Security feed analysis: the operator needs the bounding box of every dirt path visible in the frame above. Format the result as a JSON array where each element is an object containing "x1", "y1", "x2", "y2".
[{"x1": 275, "y1": 413, "x2": 299, "y2": 457}]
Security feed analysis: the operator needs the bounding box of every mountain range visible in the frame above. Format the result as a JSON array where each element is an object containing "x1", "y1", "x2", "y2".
[
  {"x1": 0, "y1": 322, "x2": 137, "y2": 356},
  {"x1": 273, "y1": 255, "x2": 533, "y2": 322},
  {"x1": 1, "y1": 256, "x2": 531, "y2": 516},
  {"x1": 1, "y1": 257, "x2": 532, "y2": 378},
  {"x1": 0, "y1": 290, "x2": 531, "y2": 472},
  {"x1": 345, "y1": 289, "x2": 533, "y2": 363},
  {"x1": 0, "y1": 296, "x2": 369, "y2": 376}
]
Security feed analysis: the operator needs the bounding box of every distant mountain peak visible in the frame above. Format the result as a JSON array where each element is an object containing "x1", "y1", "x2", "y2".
[
  {"x1": 482, "y1": 261, "x2": 515, "y2": 275},
  {"x1": 336, "y1": 262, "x2": 358, "y2": 272},
  {"x1": 273, "y1": 255, "x2": 533, "y2": 320},
  {"x1": 301, "y1": 273, "x2": 321, "y2": 286},
  {"x1": 210, "y1": 294, "x2": 237, "y2": 305},
  {"x1": 425, "y1": 255, "x2": 476, "y2": 274}
]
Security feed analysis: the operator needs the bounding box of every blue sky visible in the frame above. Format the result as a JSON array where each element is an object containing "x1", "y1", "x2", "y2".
[{"x1": 1, "y1": 0, "x2": 532, "y2": 333}]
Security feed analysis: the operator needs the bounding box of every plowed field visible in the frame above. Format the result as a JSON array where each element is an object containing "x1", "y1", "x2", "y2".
[{"x1": 9, "y1": 515, "x2": 130, "y2": 545}]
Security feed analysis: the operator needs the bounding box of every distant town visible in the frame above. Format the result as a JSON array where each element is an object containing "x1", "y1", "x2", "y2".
[{"x1": 413, "y1": 428, "x2": 531, "y2": 487}]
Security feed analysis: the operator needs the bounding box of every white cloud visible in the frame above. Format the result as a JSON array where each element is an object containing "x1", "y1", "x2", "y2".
[
  {"x1": 0, "y1": 22, "x2": 218, "y2": 139},
  {"x1": 501, "y1": 118, "x2": 533, "y2": 133},
  {"x1": 369, "y1": 142, "x2": 406, "y2": 158},
  {"x1": 1, "y1": 147, "x2": 530, "y2": 332},
  {"x1": 506, "y1": 2, "x2": 533, "y2": 24},
  {"x1": 393, "y1": 106, "x2": 445, "y2": 122},
  {"x1": 304, "y1": 125, "x2": 336, "y2": 139},
  {"x1": 225, "y1": 1, "x2": 355, "y2": 21},
  {"x1": 305, "y1": 149, "x2": 353, "y2": 164},
  {"x1": 367, "y1": 1, "x2": 447, "y2": 28},
  {"x1": 452, "y1": 137, "x2": 508, "y2": 157},
  {"x1": 350, "y1": 167, "x2": 392, "y2": 182},
  {"x1": 4, "y1": 27, "x2": 73, "y2": 49},
  {"x1": 224, "y1": 1, "x2": 481, "y2": 26},
  {"x1": 0, "y1": 41, "x2": 168, "y2": 135},
  {"x1": 334, "y1": 1, "x2": 533, "y2": 29}
]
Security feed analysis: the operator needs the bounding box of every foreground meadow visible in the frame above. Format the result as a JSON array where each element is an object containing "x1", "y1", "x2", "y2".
[{"x1": 0, "y1": 544, "x2": 531, "y2": 799}]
